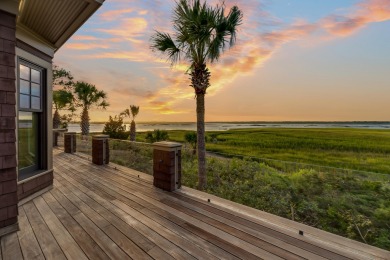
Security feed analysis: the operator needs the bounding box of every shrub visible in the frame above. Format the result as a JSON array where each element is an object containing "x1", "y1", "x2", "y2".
[
  {"x1": 185, "y1": 132, "x2": 197, "y2": 154},
  {"x1": 103, "y1": 115, "x2": 129, "y2": 140},
  {"x1": 145, "y1": 129, "x2": 169, "y2": 143}
]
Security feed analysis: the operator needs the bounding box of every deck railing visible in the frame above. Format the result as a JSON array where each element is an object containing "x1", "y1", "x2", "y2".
[
  {"x1": 56, "y1": 135, "x2": 390, "y2": 184},
  {"x1": 54, "y1": 135, "x2": 390, "y2": 250}
]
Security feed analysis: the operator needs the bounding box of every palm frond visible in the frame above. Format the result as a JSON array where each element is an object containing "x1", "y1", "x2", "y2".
[
  {"x1": 74, "y1": 81, "x2": 109, "y2": 110},
  {"x1": 150, "y1": 0, "x2": 243, "y2": 70},
  {"x1": 151, "y1": 31, "x2": 181, "y2": 65},
  {"x1": 226, "y1": 6, "x2": 243, "y2": 46},
  {"x1": 130, "y1": 105, "x2": 140, "y2": 118}
]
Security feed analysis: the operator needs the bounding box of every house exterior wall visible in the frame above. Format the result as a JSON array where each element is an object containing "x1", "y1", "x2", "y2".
[
  {"x1": 0, "y1": 6, "x2": 55, "y2": 233},
  {"x1": 0, "y1": 9, "x2": 18, "y2": 231},
  {"x1": 0, "y1": 0, "x2": 103, "y2": 235}
]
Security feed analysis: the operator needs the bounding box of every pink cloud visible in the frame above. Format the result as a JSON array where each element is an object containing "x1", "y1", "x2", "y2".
[
  {"x1": 321, "y1": 0, "x2": 390, "y2": 36},
  {"x1": 71, "y1": 35, "x2": 99, "y2": 41},
  {"x1": 99, "y1": 8, "x2": 134, "y2": 21},
  {"x1": 65, "y1": 43, "x2": 110, "y2": 50}
]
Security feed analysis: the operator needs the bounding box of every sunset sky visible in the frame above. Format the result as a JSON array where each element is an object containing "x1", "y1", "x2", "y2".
[{"x1": 54, "y1": 0, "x2": 390, "y2": 122}]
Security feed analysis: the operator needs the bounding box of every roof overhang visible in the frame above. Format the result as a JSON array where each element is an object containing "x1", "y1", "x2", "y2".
[{"x1": 17, "y1": 0, "x2": 103, "y2": 52}]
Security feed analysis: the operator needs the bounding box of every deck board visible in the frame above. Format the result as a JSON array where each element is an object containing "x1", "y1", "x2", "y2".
[
  {"x1": 1, "y1": 232, "x2": 23, "y2": 260},
  {"x1": 50, "y1": 186, "x2": 132, "y2": 260},
  {"x1": 17, "y1": 207, "x2": 45, "y2": 260},
  {"x1": 22, "y1": 201, "x2": 67, "y2": 260},
  {"x1": 41, "y1": 192, "x2": 109, "y2": 260},
  {"x1": 0, "y1": 149, "x2": 389, "y2": 260}
]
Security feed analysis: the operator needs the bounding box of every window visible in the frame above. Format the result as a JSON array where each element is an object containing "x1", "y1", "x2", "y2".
[
  {"x1": 18, "y1": 60, "x2": 47, "y2": 181},
  {"x1": 19, "y1": 64, "x2": 42, "y2": 111}
]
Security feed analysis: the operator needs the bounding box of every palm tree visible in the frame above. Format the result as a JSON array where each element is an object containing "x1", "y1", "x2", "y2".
[
  {"x1": 121, "y1": 105, "x2": 140, "y2": 141},
  {"x1": 151, "y1": 0, "x2": 243, "y2": 189},
  {"x1": 52, "y1": 89, "x2": 74, "y2": 128},
  {"x1": 74, "y1": 81, "x2": 109, "y2": 136}
]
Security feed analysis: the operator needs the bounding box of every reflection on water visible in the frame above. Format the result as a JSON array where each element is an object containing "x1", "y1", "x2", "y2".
[{"x1": 65, "y1": 122, "x2": 390, "y2": 133}]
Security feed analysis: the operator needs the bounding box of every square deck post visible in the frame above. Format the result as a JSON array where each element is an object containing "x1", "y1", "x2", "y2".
[
  {"x1": 53, "y1": 129, "x2": 67, "y2": 147},
  {"x1": 153, "y1": 142, "x2": 182, "y2": 192},
  {"x1": 64, "y1": 132, "x2": 76, "y2": 153},
  {"x1": 92, "y1": 135, "x2": 109, "y2": 165}
]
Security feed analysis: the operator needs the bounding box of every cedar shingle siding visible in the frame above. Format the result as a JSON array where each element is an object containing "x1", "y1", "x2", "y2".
[{"x1": 0, "y1": 9, "x2": 17, "y2": 228}]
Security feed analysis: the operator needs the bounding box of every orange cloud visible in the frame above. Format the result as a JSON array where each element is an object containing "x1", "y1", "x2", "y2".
[
  {"x1": 82, "y1": 50, "x2": 153, "y2": 62},
  {"x1": 144, "y1": 99, "x2": 188, "y2": 115},
  {"x1": 97, "y1": 17, "x2": 148, "y2": 40}
]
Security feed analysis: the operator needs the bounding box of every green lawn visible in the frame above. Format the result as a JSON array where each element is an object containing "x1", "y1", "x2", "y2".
[{"x1": 136, "y1": 128, "x2": 390, "y2": 175}]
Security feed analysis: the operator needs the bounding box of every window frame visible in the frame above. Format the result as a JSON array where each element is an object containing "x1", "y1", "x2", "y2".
[
  {"x1": 18, "y1": 61, "x2": 43, "y2": 113},
  {"x1": 17, "y1": 58, "x2": 48, "y2": 181}
]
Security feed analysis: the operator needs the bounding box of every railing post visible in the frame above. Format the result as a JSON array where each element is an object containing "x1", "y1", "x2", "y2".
[
  {"x1": 53, "y1": 129, "x2": 67, "y2": 147},
  {"x1": 64, "y1": 132, "x2": 76, "y2": 153},
  {"x1": 152, "y1": 141, "x2": 182, "y2": 192},
  {"x1": 92, "y1": 135, "x2": 110, "y2": 165}
]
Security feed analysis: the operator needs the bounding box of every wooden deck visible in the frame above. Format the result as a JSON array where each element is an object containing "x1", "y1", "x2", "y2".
[{"x1": 1, "y1": 150, "x2": 389, "y2": 259}]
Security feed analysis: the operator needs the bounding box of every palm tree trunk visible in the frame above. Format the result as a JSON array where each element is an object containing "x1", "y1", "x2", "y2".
[
  {"x1": 81, "y1": 107, "x2": 90, "y2": 136},
  {"x1": 196, "y1": 93, "x2": 207, "y2": 189},
  {"x1": 130, "y1": 120, "x2": 136, "y2": 141},
  {"x1": 53, "y1": 109, "x2": 61, "y2": 129}
]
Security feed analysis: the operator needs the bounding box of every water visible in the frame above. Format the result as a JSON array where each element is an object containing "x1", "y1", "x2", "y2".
[{"x1": 66, "y1": 121, "x2": 390, "y2": 133}]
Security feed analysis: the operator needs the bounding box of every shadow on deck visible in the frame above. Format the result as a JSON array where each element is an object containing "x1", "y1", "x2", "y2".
[{"x1": 1, "y1": 149, "x2": 389, "y2": 259}]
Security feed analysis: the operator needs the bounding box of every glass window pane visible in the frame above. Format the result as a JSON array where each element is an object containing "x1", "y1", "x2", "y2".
[
  {"x1": 20, "y1": 80, "x2": 30, "y2": 94},
  {"x1": 31, "y1": 83, "x2": 40, "y2": 97},
  {"x1": 31, "y1": 96, "x2": 41, "y2": 110},
  {"x1": 31, "y1": 69, "x2": 41, "y2": 83},
  {"x1": 20, "y1": 94, "x2": 30, "y2": 109},
  {"x1": 18, "y1": 111, "x2": 38, "y2": 170},
  {"x1": 20, "y1": 65, "x2": 30, "y2": 80}
]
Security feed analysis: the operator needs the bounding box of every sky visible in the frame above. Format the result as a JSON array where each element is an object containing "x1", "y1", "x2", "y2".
[{"x1": 54, "y1": 0, "x2": 390, "y2": 122}]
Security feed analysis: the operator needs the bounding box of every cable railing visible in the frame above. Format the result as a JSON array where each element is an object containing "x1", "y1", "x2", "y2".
[
  {"x1": 109, "y1": 139, "x2": 154, "y2": 175},
  {"x1": 54, "y1": 133, "x2": 390, "y2": 183}
]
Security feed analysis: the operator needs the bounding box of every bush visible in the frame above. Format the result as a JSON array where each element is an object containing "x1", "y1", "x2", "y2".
[
  {"x1": 145, "y1": 129, "x2": 169, "y2": 143},
  {"x1": 185, "y1": 132, "x2": 197, "y2": 154},
  {"x1": 103, "y1": 115, "x2": 129, "y2": 140}
]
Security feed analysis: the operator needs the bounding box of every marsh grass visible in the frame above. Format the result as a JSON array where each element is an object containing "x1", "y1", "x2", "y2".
[{"x1": 151, "y1": 128, "x2": 390, "y2": 175}]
